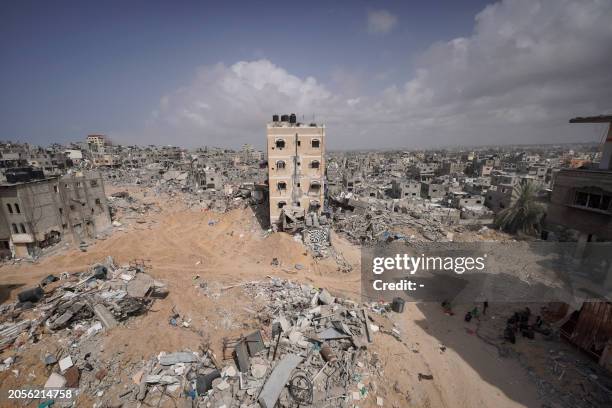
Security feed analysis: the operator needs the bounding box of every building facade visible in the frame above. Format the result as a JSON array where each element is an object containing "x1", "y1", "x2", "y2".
[
  {"x1": 0, "y1": 171, "x2": 111, "y2": 258},
  {"x1": 267, "y1": 114, "x2": 325, "y2": 225}
]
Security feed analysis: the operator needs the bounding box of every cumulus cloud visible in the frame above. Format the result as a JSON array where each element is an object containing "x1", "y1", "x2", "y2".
[
  {"x1": 381, "y1": 0, "x2": 612, "y2": 146},
  {"x1": 147, "y1": 0, "x2": 612, "y2": 149},
  {"x1": 146, "y1": 60, "x2": 337, "y2": 146},
  {"x1": 367, "y1": 9, "x2": 398, "y2": 35}
]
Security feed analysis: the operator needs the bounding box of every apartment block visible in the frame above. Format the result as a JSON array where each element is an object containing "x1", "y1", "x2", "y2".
[
  {"x1": 0, "y1": 170, "x2": 111, "y2": 258},
  {"x1": 267, "y1": 114, "x2": 325, "y2": 225}
]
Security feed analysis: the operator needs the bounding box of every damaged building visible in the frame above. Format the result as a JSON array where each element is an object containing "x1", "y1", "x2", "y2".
[
  {"x1": 0, "y1": 170, "x2": 111, "y2": 258},
  {"x1": 267, "y1": 114, "x2": 325, "y2": 229}
]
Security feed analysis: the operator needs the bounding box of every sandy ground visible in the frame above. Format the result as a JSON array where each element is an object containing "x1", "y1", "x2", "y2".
[{"x1": 0, "y1": 186, "x2": 543, "y2": 408}]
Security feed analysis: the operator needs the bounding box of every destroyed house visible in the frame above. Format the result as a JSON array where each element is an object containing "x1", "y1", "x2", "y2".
[
  {"x1": 485, "y1": 184, "x2": 515, "y2": 213},
  {"x1": 0, "y1": 171, "x2": 111, "y2": 258},
  {"x1": 450, "y1": 192, "x2": 484, "y2": 209},
  {"x1": 391, "y1": 179, "x2": 420, "y2": 198},
  {"x1": 420, "y1": 181, "x2": 447, "y2": 200}
]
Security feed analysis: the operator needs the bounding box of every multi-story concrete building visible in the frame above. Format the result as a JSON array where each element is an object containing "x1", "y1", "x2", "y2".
[
  {"x1": 391, "y1": 179, "x2": 421, "y2": 198},
  {"x1": 0, "y1": 170, "x2": 111, "y2": 258},
  {"x1": 267, "y1": 114, "x2": 325, "y2": 225},
  {"x1": 87, "y1": 135, "x2": 106, "y2": 152}
]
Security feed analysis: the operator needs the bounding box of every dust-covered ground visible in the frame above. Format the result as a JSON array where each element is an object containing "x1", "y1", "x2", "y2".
[{"x1": 1, "y1": 185, "x2": 606, "y2": 408}]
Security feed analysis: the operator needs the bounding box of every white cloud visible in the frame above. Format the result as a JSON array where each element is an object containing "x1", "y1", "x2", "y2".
[
  {"x1": 367, "y1": 9, "x2": 398, "y2": 35},
  {"x1": 145, "y1": 60, "x2": 336, "y2": 147},
  {"x1": 146, "y1": 0, "x2": 612, "y2": 149},
  {"x1": 377, "y1": 0, "x2": 612, "y2": 146}
]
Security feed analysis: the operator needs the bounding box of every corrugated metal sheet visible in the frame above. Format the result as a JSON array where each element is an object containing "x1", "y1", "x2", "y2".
[{"x1": 565, "y1": 302, "x2": 612, "y2": 357}]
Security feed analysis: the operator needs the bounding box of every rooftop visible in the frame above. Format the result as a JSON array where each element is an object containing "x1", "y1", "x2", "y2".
[
  {"x1": 267, "y1": 122, "x2": 324, "y2": 128},
  {"x1": 569, "y1": 115, "x2": 612, "y2": 123}
]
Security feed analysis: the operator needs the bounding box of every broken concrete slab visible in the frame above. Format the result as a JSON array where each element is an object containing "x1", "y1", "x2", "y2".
[
  {"x1": 158, "y1": 352, "x2": 198, "y2": 365},
  {"x1": 127, "y1": 273, "x2": 153, "y2": 298},
  {"x1": 258, "y1": 354, "x2": 302, "y2": 408},
  {"x1": 318, "y1": 289, "x2": 335, "y2": 305},
  {"x1": 44, "y1": 372, "x2": 67, "y2": 388},
  {"x1": 93, "y1": 303, "x2": 118, "y2": 329},
  {"x1": 319, "y1": 327, "x2": 351, "y2": 340},
  {"x1": 52, "y1": 310, "x2": 74, "y2": 329}
]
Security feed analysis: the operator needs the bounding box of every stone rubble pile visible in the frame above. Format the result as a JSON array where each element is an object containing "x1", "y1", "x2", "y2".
[
  {"x1": 0, "y1": 257, "x2": 169, "y2": 399},
  {"x1": 107, "y1": 278, "x2": 392, "y2": 408}
]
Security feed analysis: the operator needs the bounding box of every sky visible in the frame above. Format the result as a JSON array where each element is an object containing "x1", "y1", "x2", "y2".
[{"x1": 1, "y1": 0, "x2": 611, "y2": 149}]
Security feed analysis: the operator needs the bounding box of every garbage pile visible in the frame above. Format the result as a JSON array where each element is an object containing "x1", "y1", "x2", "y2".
[{"x1": 115, "y1": 278, "x2": 391, "y2": 407}]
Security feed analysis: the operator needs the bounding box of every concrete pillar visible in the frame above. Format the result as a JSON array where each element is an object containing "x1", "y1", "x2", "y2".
[{"x1": 599, "y1": 123, "x2": 612, "y2": 171}]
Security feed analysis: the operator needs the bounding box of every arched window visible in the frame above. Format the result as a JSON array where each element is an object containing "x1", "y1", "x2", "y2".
[
  {"x1": 19, "y1": 224, "x2": 26, "y2": 233},
  {"x1": 6, "y1": 204, "x2": 13, "y2": 214},
  {"x1": 309, "y1": 181, "x2": 321, "y2": 193},
  {"x1": 311, "y1": 139, "x2": 320, "y2": 148},
  {"x1": 276, "y1": 160, "x2": 286, "y2": 169},
  {"x1": 11, "y1": 224, "x2": 18, "y2": 234},
  {"x1": 275, "y1": 139, "x2": 285, "y2": 149},
  {"x1": 277, "y1": 181, "x2": 287, "y2": 191},
  {"x1": 14, "y1": 203, "x2": 20, "y2": 214},
  {"x1": 311, "y1": 160, "x2": 320, "y2": 169}
]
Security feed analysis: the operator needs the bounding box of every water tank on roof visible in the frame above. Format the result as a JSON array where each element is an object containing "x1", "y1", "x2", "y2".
[
  {"x1": 280, "y1": 114, "x2": 289, "y2": 122},
  {"x1": 289, "y1": 113, "x2": 296, "y2": 123},
  {"x1": 272, "y1": 114, "x2": 279, "y2": 122}
]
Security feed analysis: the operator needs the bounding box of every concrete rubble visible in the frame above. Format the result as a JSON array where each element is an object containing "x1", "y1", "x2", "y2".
[
  {"x1": 21, "y1": 277, "x2": 392, "y2": 408},
  {"x1": 0, "y1": 256, "x2": 169, "y2": 401}
]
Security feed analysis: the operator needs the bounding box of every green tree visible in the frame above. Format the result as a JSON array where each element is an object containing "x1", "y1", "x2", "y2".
[{"x1": 495, "y1": 180, "x2": 545, "y2": 236}]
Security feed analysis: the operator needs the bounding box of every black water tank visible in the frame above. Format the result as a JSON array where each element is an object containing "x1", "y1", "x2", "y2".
[
  {"x1": 272, "y1": 114, "x2": 279, "y2": 122},
  {"x1": 289, "y1": 113, "x2": 296, "y2": 123},
  {"x1": 280, "y1": 114, "x2": 289, "y2": 122},
  {"x1": 392, "y1": 297, "x2": 405, "y2": 313}
]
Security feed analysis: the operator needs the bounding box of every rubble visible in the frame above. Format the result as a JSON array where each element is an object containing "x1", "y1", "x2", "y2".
[
  {"x1": 17, "y1": 277, "x2": 389, "y2": 407},
  {"x1": 0, "y1": 256, "x2": 169, "y2": 401}
]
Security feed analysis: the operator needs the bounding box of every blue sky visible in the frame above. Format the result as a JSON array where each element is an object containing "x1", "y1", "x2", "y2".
[{"x1": 1, "y1": 0, "x2": 611, "y2": 149}]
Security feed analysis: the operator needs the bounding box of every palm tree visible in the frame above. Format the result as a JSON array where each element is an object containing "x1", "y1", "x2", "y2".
[{"x1": 495, "y1": 180, "x2": 545, "y2": 236}]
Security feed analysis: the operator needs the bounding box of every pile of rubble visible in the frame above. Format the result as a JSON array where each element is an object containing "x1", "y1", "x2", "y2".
[
  {"x1": 101, "y1": 278, "x2": 394, "y2": 407},
  {"x1": 181, "y1": 189, "x2": 253, "y2": 214},
  {"x1": 108, "y1": 191, "x2": 161, "y2": 226},
  {"x1": 0, "y1": 257, "x2": 169, "y2": 395},
  {"x1": 2, "y1": 273, "x2": 400, "y2": 407},
  {"x1": 330, "y1": 196, "x2": 451, "y2": 245}
]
